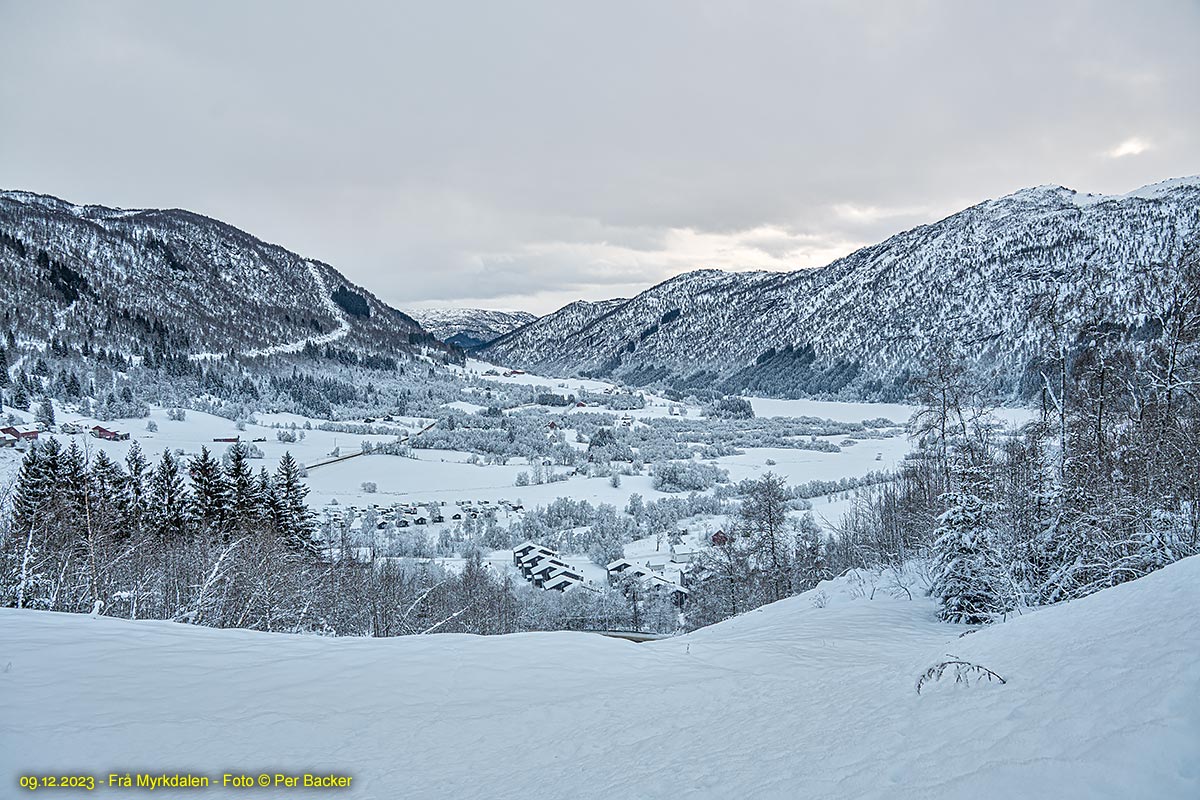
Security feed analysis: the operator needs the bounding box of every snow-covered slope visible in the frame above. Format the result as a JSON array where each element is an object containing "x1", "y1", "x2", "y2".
[
  {"x1": 2, "y1": 557, "x2": 1195, "y2": 799},
  {"x1": 411, "y1": 307, "x2": 537, "y2": 349},
  {"x1": 481, "y1": 177, "x2": 1200, "y2": 399},
  {"x1": 0, "y1": 191, "x2": 455, "y2": 362}
]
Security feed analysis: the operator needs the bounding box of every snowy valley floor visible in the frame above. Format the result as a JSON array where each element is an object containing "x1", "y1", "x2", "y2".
[{"x1": 2, "y1": 559, "x2": 1197, "y2": 800}]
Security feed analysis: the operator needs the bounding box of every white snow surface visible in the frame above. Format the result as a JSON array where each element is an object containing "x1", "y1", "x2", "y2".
[{"x1": 2, "y1": 557, "x2": 1196, "y2": 799}]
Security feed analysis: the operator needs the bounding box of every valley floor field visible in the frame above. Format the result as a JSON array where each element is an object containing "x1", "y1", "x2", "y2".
[
  {"x1": 0, "y1": 365, "x2": 950, "y2": 567},
  {"x1": 2, "y1": 557, "x2": 1196, "y2": 799}
]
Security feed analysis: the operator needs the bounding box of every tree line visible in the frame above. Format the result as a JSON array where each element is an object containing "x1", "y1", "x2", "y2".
[{"x1": 0, "y1": 437, "x2": 681, "y2": 635}]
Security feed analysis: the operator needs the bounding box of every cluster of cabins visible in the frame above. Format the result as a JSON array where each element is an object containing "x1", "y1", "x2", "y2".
[
  {"x1": 512, "y1": 541, "x2": 586, "y2": 592},
  {"x1": 323, "y1": 497, "x2": 526, "y2": 531},
  {"x1": 605, "y1": 542, "x2": 701, "y2": 607},
  {"x1": 0, "y1": 423, "x2": 129, "y2": 448},
  {"x1": 510, "y1": 539, "x2": 699, "y2": 606}
]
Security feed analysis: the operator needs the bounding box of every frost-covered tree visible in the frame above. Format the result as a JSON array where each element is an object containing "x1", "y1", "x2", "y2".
[
  {"x1": 224, "y1": 443, "x2": 258, "y2": 523},
  {"x1": 11, "y1": 379, "x2": 29, "y2": 410},
  {"x1": 929, "y1": 468, "x2": 1008, "y2": 625},
  {"x1": 35, "y1": 398, "x2": 55, "y2": 428},
  {"x1": 148, "y1": 449, "x2": 189, "y2": 544},
  {"x1": 792, "y1": 512, "x2": 830, "y2": 592},
  {"x1": 740, "y1": 472, "x2": 793, "y2": 603},
  {"x1": 187, "y1": 446, "x2": 228, "y2": 538}
]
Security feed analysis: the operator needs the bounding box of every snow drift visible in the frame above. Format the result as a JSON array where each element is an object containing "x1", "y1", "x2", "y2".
[{"x1": 1, "y1": 557, "x2": 1197, "y2": 799}]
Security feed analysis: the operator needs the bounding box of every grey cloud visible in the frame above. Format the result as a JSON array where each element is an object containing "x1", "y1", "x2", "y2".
[{"x1": 1, "y1": 0, "x2": 1197, "y2": 315}]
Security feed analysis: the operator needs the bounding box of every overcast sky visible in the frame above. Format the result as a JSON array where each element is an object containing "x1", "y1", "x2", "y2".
[{"x1": 1, "y1": 1, "x2": 1197, "y2": 314}]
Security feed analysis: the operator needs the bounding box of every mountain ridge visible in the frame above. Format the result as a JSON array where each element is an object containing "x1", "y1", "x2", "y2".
[
  {"x1": 0, "y1": 189, "x2": 455, "y2": 366},
  {"x1": 480, "y1": 176, "x2": 1200, "y2": 399}
]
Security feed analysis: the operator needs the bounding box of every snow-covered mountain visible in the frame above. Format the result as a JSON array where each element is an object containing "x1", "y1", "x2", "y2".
[
  {"x1": 481, "y1": 177, "x2": 1200, "y2": 399},
  {"x1": 411, "y1": 307, "x2": 537, "y2": 349},
  {"x1": 0, "y1": 191, "x2": 456, "y2": 363}
]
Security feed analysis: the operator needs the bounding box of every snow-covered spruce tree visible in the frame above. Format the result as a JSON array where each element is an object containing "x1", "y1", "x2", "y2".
[
  {"x1": 273, "y1": 452, "x2": 317, "y2": 555},
  {"x1": 2, "y1": 442, "x2": 58, "y2": 608},
  {"x1": 35, "y1": 397, "x2": 55, "y2": 428},
  {"x1": 929, "y1": 466, "x2": 1009, "y2": 625},
  {"x1": 123, "y1": 441, "x2": 149, "y2": 538},
  {"x1": 148, "y1": 450, "x2": 189, "y2": 543},
  {"x1": 224, "y1": 443, "x2": 258, "y2": 525},
  {"x1": 187, "y1": 446, "x2": 228, "y2": 540},
  {"x1": 11, "y1": 379, "x2": 28, "y2": 410}
]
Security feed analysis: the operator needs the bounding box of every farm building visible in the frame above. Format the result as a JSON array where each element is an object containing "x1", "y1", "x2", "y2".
[{"x1": 0, "y1": 425, "x2": 40, "y2": 441}]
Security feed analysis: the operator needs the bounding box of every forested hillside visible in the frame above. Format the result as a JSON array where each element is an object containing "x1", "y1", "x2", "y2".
[
  {"x1": 0, "y1": 191, "x2": 457, "y2": 365},
  {"x1": 482, "y1": 178, "x2": 1200, "y2": 400}
]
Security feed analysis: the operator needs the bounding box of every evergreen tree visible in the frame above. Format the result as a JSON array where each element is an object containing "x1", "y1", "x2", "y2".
[
  {"x1": 35, "y1": 398, "x2": 56, "y2": 429},
  {"x1": 89, "y1": 451, "x2": 128, "y2": 512},
  {"x1": 58, "y1": 439, "x2": 88, "y2": 520},
  {"x1": 255, "y1": 467, "x2": 279, "y2": 527},
  {"x1": 273, "y1": 452, "x2": 316, "y2": 554},
  {"x1": 12, "y1": 380, "x2": 29, "y2": 410},
  {"x1": 224, "y1": 443, "x2": 258, "y2": 523},
  {"x1": 148, "y1": 450, "x2": 189, "y2": 543},
  {"x1": 929, "y1": 469, "x2": 1009, "y2": 625},
  {"x1": 0, "y1": 346, "x2": 8, "y2": 387},
  {"x1": 187, "y1": 447, "x2": 228, "y2": 538},
  {"x1": 12, "y1": 440, "x2": 61, "y2": 537},
  {"x1": 5, "y1": 443, "x2": 57, "y2": 608},
  {"x1": 123, "y1": 441, "x2": 149, "y2": 537}
]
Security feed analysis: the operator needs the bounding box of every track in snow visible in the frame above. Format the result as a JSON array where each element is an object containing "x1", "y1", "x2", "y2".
[{"x1": 189, "y1": 260, "x2": 351, "y2": 361}]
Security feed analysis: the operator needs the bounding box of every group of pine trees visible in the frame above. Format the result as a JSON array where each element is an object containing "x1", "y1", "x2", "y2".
[
  {"x1": 0, "y1": 435, "x2": 681, "y2": 635},
  {"x1": 0, "y1": 440, "x2": 320, "y2": 628}
]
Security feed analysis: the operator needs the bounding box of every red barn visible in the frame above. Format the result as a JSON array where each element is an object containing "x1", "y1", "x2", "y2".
[
  {"x1": 710, "y1": 530, "x2": 729, "y2": 546},
  {"x1": 90, "y1": 426, "x2": 130, "y2": 441},
  {"x1": 0, "y1": 425, "x2": 39, "y2": 441}
]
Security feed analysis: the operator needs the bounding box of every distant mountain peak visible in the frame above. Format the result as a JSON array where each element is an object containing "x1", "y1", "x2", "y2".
[{"x1": 410, "y1": 307, "x2": 538, "y2": 349}]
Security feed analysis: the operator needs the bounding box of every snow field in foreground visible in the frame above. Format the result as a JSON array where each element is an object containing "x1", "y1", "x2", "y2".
[{"x1": 2, "y1": 557, "x2": 1196, "y2": 799}]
